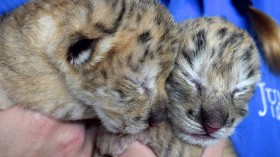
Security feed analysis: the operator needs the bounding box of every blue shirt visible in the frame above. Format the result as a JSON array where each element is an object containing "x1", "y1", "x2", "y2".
[{"x1": 163, "y1": 0, "x2": 280, "y2": 156}]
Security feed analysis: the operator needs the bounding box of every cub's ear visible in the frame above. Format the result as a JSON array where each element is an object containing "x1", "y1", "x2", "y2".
[{"x1": 67, "y1": 38, "x2": 99, "y2": 65}]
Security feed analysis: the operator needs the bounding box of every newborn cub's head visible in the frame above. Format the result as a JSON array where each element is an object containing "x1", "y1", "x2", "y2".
[
  {"x1": 167, "y1": 17, "x2": 260, "y2": 146},
  {"x1": 3, "y1": 0, "x2": 178, "y2": 134},
  {"x1": 60, "y1": 1, "x2": 179, "y2": 134}
]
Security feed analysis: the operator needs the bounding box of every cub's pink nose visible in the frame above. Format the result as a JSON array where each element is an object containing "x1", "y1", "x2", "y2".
[
  {"x1": 201, "y1": 103, "x2": 228, "y2": 134},
  {"x1": 203, "y1": 122, "x2": 222, "y2": 133}
]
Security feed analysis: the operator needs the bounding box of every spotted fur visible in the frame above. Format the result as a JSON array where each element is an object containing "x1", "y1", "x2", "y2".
[
  {"x1": 0, "y1": 0, "x2": 179, "y2": 134},
  {"x1": 94, "y1": 17, "x2": 260, "y2": 157},
  {"x1": 167, "y1": 17, "x2": 260, "y2": 147}
]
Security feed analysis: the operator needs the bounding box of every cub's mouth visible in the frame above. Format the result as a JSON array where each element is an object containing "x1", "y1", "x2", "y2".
[
  {"x1": 94, "y1": 107, "x2": 151, "y2": 134},
  {"x1": 176, "y1": 128, "x2": 222, "y2": 146},
  {"x1": 188, "y1": 133, "x2": 216, "y2": 141},
  {"x1": 100, "y1": 118, "x2": 150, "y2": 135},
  {"x1": 188, "y1": 122, "x2": 226, "y2": 142}
]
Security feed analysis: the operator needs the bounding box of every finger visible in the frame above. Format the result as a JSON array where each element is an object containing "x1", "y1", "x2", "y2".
[{"x1": 120, "y1": 141, "x2": 156, "y2": 157}]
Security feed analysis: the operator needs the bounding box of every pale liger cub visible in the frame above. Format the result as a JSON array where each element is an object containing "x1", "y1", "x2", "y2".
[
  {"x1": 94, "y1": 17, "x2": 260, "y2": 157},
  {"x1": 0, "y1": 0, "x2": 179, "y2": 134}
]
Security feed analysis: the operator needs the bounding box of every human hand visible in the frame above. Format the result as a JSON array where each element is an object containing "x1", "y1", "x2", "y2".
[
  {"x1": 202, "y1": 139, "x2": 227, "y2": 157},
  {"x1": 0, "y1": 106, "x2": 156, "y2": 157},
  {"x1": 0, "y1": 106, "x2": 97, "y2": 157},
  {"x1": 119, "y1": 141, "x2": 156, "y2": 157}
]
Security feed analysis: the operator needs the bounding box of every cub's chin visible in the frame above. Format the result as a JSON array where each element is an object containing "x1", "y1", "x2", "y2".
[
  {"x1": 95, "y1": 107, "x2": 149, "y2": 134},
  {"x1": 175, "y1": 129, "x2": 221, "y2": 146},
  {"x1": 170, "y1": 117, "x2": 235, "y2": 147}
]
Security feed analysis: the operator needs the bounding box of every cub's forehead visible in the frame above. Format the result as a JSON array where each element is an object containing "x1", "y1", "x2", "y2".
[{"x1": 177, "y1": 17, "x2": 260, "y2": 88}]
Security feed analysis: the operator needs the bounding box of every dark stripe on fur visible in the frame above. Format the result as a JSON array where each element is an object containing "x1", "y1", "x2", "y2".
[
  {"x1": 182, "y1": 50, "x2": 193, "y2": 69},
  {"x1": 193, "y1": 29, "x2": 207, "y2": 52},
  {"x1": 95, "y1": 0, "x2": 126, "y2": 34},
  {"x1": 139, "y1": 31, "x2": 151, "y2": 43},
  {"x1": 219, "y1": 32, "x2": 244, "y2": 56},
  {"x1": 217, "y1": 27, "x2": 228, "y2": 39}
]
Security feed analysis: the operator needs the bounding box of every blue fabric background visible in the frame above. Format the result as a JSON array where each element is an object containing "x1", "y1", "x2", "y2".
[
  {"x1": 163, "y1": 1, "x2": 280, "y2": 157},
  {"x1": 1, "y1": 0, "x2": 280, "y2": 156},
  {"x1": 0, "y1": 0, "x2": 27, "y2": 15}
]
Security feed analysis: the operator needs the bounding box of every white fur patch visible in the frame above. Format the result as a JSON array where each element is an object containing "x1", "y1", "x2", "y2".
[
  {"x1": 94, "y1": 107, "x2": 121, "y2": 133},
  {"x1": 92, "y1": 38, "x2": 115, "y2": 65},
  {"x1": 236, "y1": 78, "x2": 256, "y2": 89},
  {"x1": 37, "y1": 16, "x2": 56, "y2": 41},
  {"x1": 178, "y1": 55, "x2": 199, "y2": 80},
  {"x1": 141, "y1": 63, "x2": 160, "y2": 90},
  {"x1": 98, "y1": 38, "x2": 115, "y2": 55}
]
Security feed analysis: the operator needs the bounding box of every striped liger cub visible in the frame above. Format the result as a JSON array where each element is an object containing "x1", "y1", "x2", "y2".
[
  {"x1": 94, "y1": 17, "x2": 260, "y2": 157},
  {"x1": 0, "y1": 0, "x2": 179, "y2": 134}
]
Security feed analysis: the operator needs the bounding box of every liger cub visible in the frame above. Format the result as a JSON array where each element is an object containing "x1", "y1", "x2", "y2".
[
  {"x1": 94, "y1": 17, "x2": 261, "y2": 157},
  {"x1": 0, "y1": 0, "x2": 179, "y2": 134}
]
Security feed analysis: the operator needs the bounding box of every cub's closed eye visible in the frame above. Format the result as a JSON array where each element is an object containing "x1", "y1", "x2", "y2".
[
  {"x1": 67, "y1": 38, "x2": 99, "y2": 65},
  {"x1": 232, "y1": 88, "x2": 241, "y2": 94},
  {"x1": 232, "y1": 87, "x2": 248, "y2": 96},
  {"x1": 192, "y1": 79, "x2": 203, "y2": 91},
  {"x1": 124, "y1": 76, "x2": 139, "y2": 85},
  {"x1": 141, "y1": 82, "x2": 151, "y2": 95}
]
